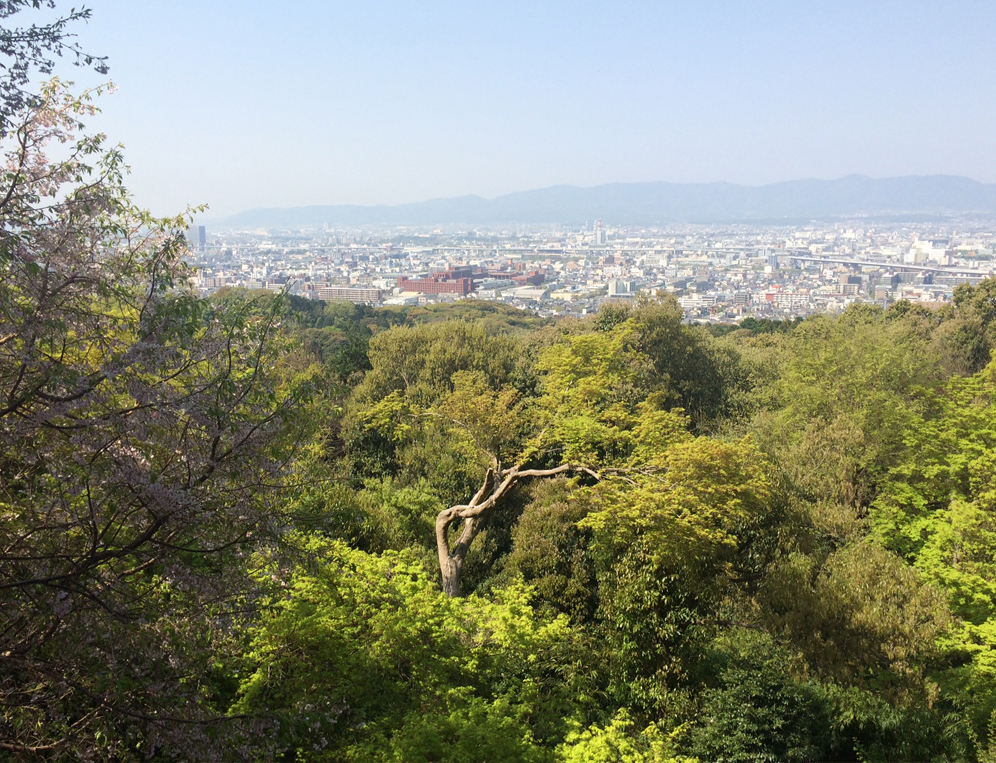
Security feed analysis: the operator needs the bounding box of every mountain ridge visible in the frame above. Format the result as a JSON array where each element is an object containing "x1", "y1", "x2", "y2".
[{"x1": 206, "y1": 175, "x2": 996, "y2": 228}]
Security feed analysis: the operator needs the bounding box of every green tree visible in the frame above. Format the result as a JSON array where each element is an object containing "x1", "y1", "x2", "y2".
[
  {"x1": 628, "y1": 295, "x2": 736, "y2": 427},
  {"x1": 872, "y1": 360, "x2": 996, "y2": 737},
  {"x1": 557, "y1": 709, "x2": 692, "y2": 763},
  {"x1": 757, "y1": 304, "x2": 939, "y2": 510},
  {"x1": 583, "y1": 436, "x2": 777, "y2": 716},
  {"x1": 687, "y1": 632, "x2": 826, "y2": 763},
  {"x1": 342, "y1": 320, "x2": 523, "y2": 484},
  {"x1": 503, "y1": 478, "x2": 600, "y2": 623},
  {"x1": 234, "y1": 535, "x2": 586, "y2": 761}
]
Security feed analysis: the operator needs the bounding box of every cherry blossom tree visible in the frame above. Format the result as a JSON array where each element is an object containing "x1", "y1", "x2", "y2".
[{"x1": 0, "y1": 80, "x2": 307, "y2": 758}]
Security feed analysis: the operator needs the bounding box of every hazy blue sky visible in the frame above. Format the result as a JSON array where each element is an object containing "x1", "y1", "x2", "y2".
[{"x1": 55, "y1": 0, "x2": 996, "y2": 215}]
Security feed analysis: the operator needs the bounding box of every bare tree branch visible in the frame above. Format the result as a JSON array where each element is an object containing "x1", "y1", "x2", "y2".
[{"x1": 436, "y1": 462, "x2": 607, "y2": 596}]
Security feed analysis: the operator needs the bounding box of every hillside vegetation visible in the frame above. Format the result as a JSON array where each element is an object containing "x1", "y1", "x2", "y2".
[
  {"x1": 5, "y1": 12, "x2": 996, "y2": 759},
  {"x1": 9, "y1": 214, "x2": 996, "y2": 759}
]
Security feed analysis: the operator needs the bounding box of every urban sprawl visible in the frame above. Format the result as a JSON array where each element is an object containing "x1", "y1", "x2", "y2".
[{"x1": 189, "y1": 220, "x2": 996, "y2": 321}]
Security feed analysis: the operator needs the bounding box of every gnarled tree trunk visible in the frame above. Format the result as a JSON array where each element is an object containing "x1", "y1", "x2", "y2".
[{"x1": 435, "y1": 463, "x2": 586, "y2": 597}]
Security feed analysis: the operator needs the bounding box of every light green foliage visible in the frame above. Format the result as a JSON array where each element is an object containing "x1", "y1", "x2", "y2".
[
  {"x1": 873, "y1": 360, "x2": 996, "y2": 729},
  {"x1": 532, "y1": 324, "x2": 648, "y2": 464},
  {"x1": 379, "y1": 694, "x2": 550, "y2": 763},
  {"x1": 361, "y1": 369, "x2": 530, "y2": 469},
  {"x1": 557, "y1": 710, "x2": 693, "y2": 763},
  {"x1": 343, "y1": 321, "x2": 526, "y2": 500},
  {"x1": 575, "y1": 296, "x2": 753, "y2": 431},
  {"x1": 584, "y1": 437, "x2": 774, "y2": 572},
  {"x1": 444, "y1": 369, "x2": 532, "y2": 460},
  {"x1": 583, "y1": 437, "x2": 778, "y2": 714},
  {"x1": 235, "y1": 535, "x2": 585, "y2": 760},
  {"x1": 351, "y1": 321, "x2": 520, "y2": 409},
  {"x1": 778, "y1": 306, "x2": 932, "y2": 423},
  {"x1": 759, "y1": 304, "x2": 939, "y2": 508},
  {"x1": 213, "y1": 297, "x2": 996, "y2": 758},
  {"x1": 529, "y1": 318, "x2": 701, "y2": 468}
]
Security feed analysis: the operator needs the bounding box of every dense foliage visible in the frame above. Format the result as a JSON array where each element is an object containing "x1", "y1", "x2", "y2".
[
  {"x1": 7, "y1": 8, "x2": 996, "y2": 759},
  {"x1": 190, "y1": 286, "x2": 996, "y2": 762}
]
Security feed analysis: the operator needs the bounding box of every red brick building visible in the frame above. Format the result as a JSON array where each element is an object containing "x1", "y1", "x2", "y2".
[
  {"x1": 397, "y1": 276, "x2": 473, "y2": 295},
  {"x1": 397, "y1": 264, "x2": 544, "y2": 295}
]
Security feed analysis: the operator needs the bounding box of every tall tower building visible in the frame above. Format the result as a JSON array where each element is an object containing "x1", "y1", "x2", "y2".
[
  {"x1": 594, "y1": 219, "x2": 605, "y2": 246},
  {"x1": 187, "y1": 225, "x2": 206, "y2": 251}
]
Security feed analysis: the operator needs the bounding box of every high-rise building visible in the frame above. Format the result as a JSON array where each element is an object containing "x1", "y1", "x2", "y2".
[
  {"x1": 186, "y1": 225, "x2": 206, "y2": 251},
  {"x1": 594, "y1": 220, "x2": 605, "y2": 246}
]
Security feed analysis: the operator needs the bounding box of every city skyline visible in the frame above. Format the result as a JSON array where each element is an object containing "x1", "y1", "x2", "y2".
[{"x1": 188, "y1": 218, "x2": 996, "y2": 327}]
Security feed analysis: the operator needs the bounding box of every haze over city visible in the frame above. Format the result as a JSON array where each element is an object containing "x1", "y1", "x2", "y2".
[{"x1": 69, "y1": 0, "x2": 996, "y2": 217}]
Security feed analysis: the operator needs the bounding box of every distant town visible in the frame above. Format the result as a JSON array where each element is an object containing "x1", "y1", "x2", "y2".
[{"x1": 188, "y1": 219, "x2": 996, "y2": 322}]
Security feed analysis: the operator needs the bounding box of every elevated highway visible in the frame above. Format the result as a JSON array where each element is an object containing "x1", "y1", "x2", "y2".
[{"x1": 784, "y1": 253, "x2": 994, "y2": 277}]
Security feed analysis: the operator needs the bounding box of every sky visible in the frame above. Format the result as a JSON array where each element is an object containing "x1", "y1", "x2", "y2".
[{"x1": 37, "y1": 0, "x2": 996, "y2": 216}]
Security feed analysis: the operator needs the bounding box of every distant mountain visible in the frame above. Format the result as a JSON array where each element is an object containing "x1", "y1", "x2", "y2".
[{"x1": 207, "y1": 175, "x2": 996, "y2": 229}]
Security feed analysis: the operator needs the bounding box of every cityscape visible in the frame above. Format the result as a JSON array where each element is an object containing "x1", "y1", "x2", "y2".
[{"x1": 189, "y1": 219, "x2": 996, "y2": 321}]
